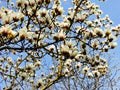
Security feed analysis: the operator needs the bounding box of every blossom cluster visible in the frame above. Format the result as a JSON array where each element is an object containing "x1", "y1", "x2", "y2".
[{"x1": 0, "y1": 0, "x2": 120, "y2": 89}]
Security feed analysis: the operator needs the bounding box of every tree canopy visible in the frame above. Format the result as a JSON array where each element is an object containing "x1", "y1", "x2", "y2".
[{"x1": 0, "y1": 0, "x2": 120, "y2": 90}]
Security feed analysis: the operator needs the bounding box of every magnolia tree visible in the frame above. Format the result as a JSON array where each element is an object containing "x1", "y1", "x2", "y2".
[{"x1": 0, "y1": 0, "x2": 120, "y2": 90}]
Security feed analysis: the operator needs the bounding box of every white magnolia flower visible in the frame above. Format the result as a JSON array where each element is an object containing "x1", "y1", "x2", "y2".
[
  {"x1": 35, "y1": 61, "x2": 41, "y2": 67},
  {"x1": 108, "y1": 34, "x2": 116, "y2": 42},
  {"x1": 58, "y1": 30, "x2": 66, "y2": 40},
  {"x1": 82, "y1": 66, "x2": 89, "y2": 74},
  {"x1": 18, "y1": 27, "x2": 27, "y2": 40},
  {"x1": 92, "y1": 70, "x2": 100, "y2": 77},
  {"x1": 65, "y1": 59, "x2": 72, "y2": 67},
  {"x1": 75, "y1": 62, "x2": 81, "y2": 69},
  {"x1": 48, "y1": 45, "x2": 55, "y2": 51},
  {"x1": 103, "y1": 45, "x2": 108, "y2": 52},
  {"x1": 88, "y1": 72, "x2": 93, "y2": 78},
  {"x1": 70, "y1": 50, "x2": 78, "y2": 58},
  {"x1": 64, "y1": 68, "x2": 69, "y2": 74},
  {"x1": 109, "y1": 42, "x2": 117, "y2": 49},
  {"x1": 94, "y1": 28, "x2": 104, "y2": 37},
  {"x1": 8, "y1": 57, "x2": 13, "y2": 65}
]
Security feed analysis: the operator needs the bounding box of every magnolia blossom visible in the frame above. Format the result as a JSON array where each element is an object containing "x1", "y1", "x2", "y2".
[
  {"x1": 108, "y1": 34, "x2": 116, "y2": 42},
  {"x1": 39, "y1": 9, "x2": 48, "y2": 17},
  {"x1": 3, "y1": 75, "x2": 7, "y2": 80},
  {"x1": 65, "y1": 59, "x2": 72, "y2": 67},
  {"x1": 36, "y1": 79, "x2": 43, "y2": 88},
  {"x1": 97, "y1": 65, "x2": 107, "y2": 75},
  {"x1": 0, "y1": 25, "x2": 17, "y2": 39},
  {"x1": 7, "y1": 57, "x2": 13, "y2": 65},
  {"x1": 100, "y1": 58, "x2": 107, "y2": 64},
  {"x1": 104, "y1": 27, "x2": 111, "y2": 36},
  {"x1": 12, "y1": 12, "x2": 24, "y2": 22},
  {"x1": 92, "y1": 70, "x2": 100, "y2": 77},
  {"x1": 70, "y1": 50, "x2": 78, "y2": 58},
  {"x1": 103, "y1": 45, "x2": 109, "y2": 52},
  {"x1": 88, "y1": 72, "x2": 93, "y2": 78},
  {"x1": 2, "y1": 15, "x2": 12, "y2": 24},
  {"x1": 20, "y1": 72, "x2": 28, "y2": 80},
  {"x1": 53, "y1": 30, "x2": 66, "y2": 41},
  {"x1": 18, "y1": 27, "x2": 27, "y2": 40},
  {"x1": 58, "y1": 30, "x2": 66, "y2": 40},
  {"x1": 94, "y1": 28, "x2": 104, "y2": 37},
  {"x1": 57, "y1": 6, "x2": 64, "y2": 15},
  {"x1": 82, "y1": 66, "x2": 89, "y2": 74},
  {"x1": 91, "y1": 39, "x2": 99, "y2": 49},
  {"x1": 48, "y1": 45, "x2": 55, "y2": 51},
  {"x1": 109, "y1": 42, "x2": 117, "y2": 49},
  {"x1": 59, "y1": 22, "x2": 70, "y2": 30},
  {"x1": 26, "y1": 63, "x2": 35, "y2": 71},
  {"x1": 75, "y1": 13, "x2": 87, "y2": 22},
  {"x1": 64, "y1": 68, "x2": 69, "y2": 75},
  {"x1": 50, "y1": 66, "x2": 55, "y2": 70},
  {"x1": 75, "y1": 62, "x2": 81, "y2": 69},
  {"x1": 75, "y1": 54, "x2": 84, "y2": 60},
  {"x1": 35, "y1": 61, "x2": 41, "y2": 68},
  {"x1": 60, "y1": 44, "x2": 70, "y2": 55}
]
